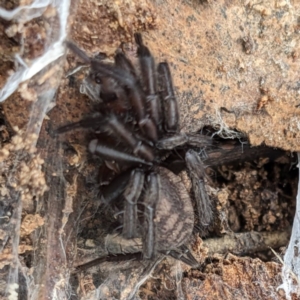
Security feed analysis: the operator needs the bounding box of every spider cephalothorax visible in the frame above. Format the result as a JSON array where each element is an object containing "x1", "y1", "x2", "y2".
[{"x1": 58, "y1": 34, "x2": 214, "y2": 266}]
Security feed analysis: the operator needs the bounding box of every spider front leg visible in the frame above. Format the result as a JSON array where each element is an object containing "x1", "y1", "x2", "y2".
[
  {"x1": 135, "y1": 33, "x2": 163, "y2": 134},
  {"x1": 57, "y1": 113, "x2": 155, "y2": 163},
  {"x1": 89, "y1": 58, "x2": 158, "y2": 141},
  {"x1": 66, "y1": 42, "x2": 158, "y2": 141},
  {"x1": 185, "y1": 149, "x2": 214, "y2": 235},
  {"x1": 155, "y1": 61, "x2": 212, "y2": 150},
  {"x1": 89, "y1": 139, "x2": 152, "y2": 166},
  {"x1": 158, "y1": 62, "x2": 179, "y2": 133},
  {"x1": 114, "y1": 51, "x2": 137, "y2": 80},
  {"x1": 100, "y1": 114, "x2": 155, "y2": 162}
]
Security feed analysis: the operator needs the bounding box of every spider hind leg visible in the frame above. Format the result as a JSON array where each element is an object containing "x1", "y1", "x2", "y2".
[
  {"x1": 165, "y1": 244, "x2": 199, "y2": 268},
  {"x1": 123, "y1": 169, "x2": 145, "y2": 239},
  {"x1": 142, "y1": 172, "x2": 159, "y2": 259},
  {"x1": 185, "y1": 149, "x2": 214, "y2": 235}
]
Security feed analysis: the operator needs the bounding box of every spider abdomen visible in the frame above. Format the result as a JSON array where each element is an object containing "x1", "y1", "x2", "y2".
[{"x1": 154, "y1": 167, "x2": 194, "y2": 251}]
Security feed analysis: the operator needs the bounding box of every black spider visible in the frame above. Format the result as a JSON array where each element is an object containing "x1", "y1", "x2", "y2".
[{"x1": 58, "y1": 34, "x2": 214, "y2": 267}]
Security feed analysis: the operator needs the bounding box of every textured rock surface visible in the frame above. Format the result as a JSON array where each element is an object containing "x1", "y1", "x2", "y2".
[{"x1": 68, "y1": 0, "x2": 300, "y2": 151}]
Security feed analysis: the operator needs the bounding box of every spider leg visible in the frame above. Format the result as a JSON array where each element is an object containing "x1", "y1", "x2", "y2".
[
  {"x1": 135, "y1": 33, "x2": 162, "y2": 133},
  {"x1": 89, "y1": 140, "x2": 152, "y2": 166},
  {"x1": 66, "y1": 41, "x2": 158, "y2": 141},
  {"x1": 104, "y1": 114, "x2": 154, "y2": 162},
  {"x1": 185, "y1": 132, "x2": 214, "y2": 148},
  {"x1": 185, "y1": 149, "x2": 213, "y2": 235},
  {"x1": 156, "y1": 132, "x2": 212, "y2": 150},
  {"x1": 100, "y1": 170, "x2": 132, "y2": 205},
  {"x1": 158, "y1": 62, "x2": 179, "y2": 133},
  {"x1": 135, "y1": 33, "x2": 156, "y2": 95},
  {"x1": 143, "y1": 172, "x2": 159, "y2": 259},
  {"x1": 123, "y1": 169, "x2": 145, "y2": 239},
  {"x1": 66, "y1": 41, "x2": 91, "y2": 64},
  {"x1": 114, "y1": 51, "x2": 137, "y2": 80},
  {"x1": 55, "y1": 113, "x2": 106, "y2": 134},
  {"x1": 57, "y1": 113, "x2": 155, "y2": 162},
  {"x1": 99, "y1": 52, "x2": 136, "y2": 113},
  {"x1": 165, "y1": 245, "x2": 199, "y2": 268},
  {"x1": 74, "y1": 253, "x2": 144, "y2": 273},
  {"x1": 90, "y1": 59, "x2": 158, "y2": 141}
]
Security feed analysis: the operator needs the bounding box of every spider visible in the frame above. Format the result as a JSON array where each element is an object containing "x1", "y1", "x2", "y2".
[{"x1": 58, "y1": 33, "x2": 214, "y2": 267}]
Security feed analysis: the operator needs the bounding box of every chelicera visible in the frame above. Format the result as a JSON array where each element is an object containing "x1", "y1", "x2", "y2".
[{"x1": 58, "y1": 34, "x2": 214, "y2": 267}]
